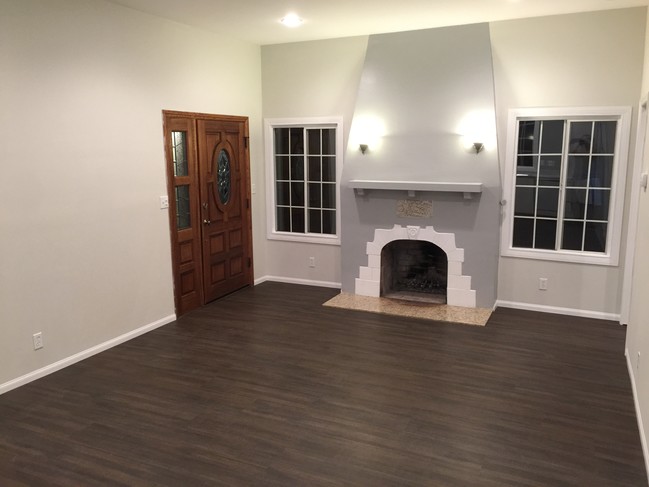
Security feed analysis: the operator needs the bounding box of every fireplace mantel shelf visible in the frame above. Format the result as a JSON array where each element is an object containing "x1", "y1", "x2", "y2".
[{"x1": 348, "y1": 180, "x2": 482, "y2": 199}]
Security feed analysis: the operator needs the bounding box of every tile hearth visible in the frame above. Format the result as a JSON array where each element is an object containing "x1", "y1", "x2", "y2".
[{"x1": 323, "y1": 292, "x2": 491, "y2": 326}]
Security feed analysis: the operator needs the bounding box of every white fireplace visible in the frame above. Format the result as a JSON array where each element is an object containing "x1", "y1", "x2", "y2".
[{"x1": 355, "y1": 224, "x2": 477, "y2": 308}]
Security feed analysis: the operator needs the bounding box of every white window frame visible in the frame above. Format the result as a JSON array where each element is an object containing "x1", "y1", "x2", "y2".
[
  {"x1": 501, "y1": 106, "x2": 631, "y2": 266},
  {"x1": 265, "y1": 117, "x2": 343, "y2": 245}
]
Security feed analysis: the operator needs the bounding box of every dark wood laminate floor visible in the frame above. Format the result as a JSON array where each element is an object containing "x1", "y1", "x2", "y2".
[{"x1": 0, "y1": 282, "x2": 645, "y2": 486}]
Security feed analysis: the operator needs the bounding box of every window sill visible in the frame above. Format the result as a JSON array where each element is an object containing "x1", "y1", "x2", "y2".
[
  {"x1": 501, "y1": 247, "x2": 618, "y2": 266},
  {"x1": 267, "y1": 231, "x2": 341, "y2": 246}
]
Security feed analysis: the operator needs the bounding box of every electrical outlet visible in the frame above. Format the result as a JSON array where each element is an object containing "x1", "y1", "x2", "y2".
[
  {"x1": 538, "y1": 278, "x2": 548, "y2": 291},
  {"x1": 308, "y1": 257, "x2": 316, "y2": 268},
  {"x1": 32, "y1": 332, "x2": 43, "y2": 350},
  {"x1": 160, "y1": 195, "x2": 169, "y2": 209}
]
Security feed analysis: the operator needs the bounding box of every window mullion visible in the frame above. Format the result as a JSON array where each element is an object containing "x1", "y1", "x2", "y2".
[
  {"x1": 532, "y1": 122, "x2": 544, "y2": 249},
  {"x1": 319, "y1": 129, "x2": 324, "y2": 234},
  {"x1": 288, "y1": 129, "x2": 293, "y2": 233},
  {"x1": 581, "y1": 121, "x2": 596, "y2": 251},
  {"x1": 303, "y1": 127, "x2": 308, "y2": 234},
  {"x1": 580, "y1": 194, "x2": 588, "y2": 252},
  {"x1": 556, "y1": 120, "x2": 569, "y2": 251}
]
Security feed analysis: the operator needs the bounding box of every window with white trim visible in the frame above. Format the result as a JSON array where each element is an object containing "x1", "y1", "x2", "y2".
[
  {"x1": 265, "y1": 118, "x2": 343, "y2": 245},
  {"x1": 501, "y1": 107, "x2": 631, "y2": 266}
]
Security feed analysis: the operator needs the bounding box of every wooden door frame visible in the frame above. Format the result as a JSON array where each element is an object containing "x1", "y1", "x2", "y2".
[{"x1": 162, "y1": 110, "x2": 254, "y2": 316}]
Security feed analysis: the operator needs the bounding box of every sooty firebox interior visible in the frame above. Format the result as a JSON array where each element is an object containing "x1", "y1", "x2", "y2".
[{"x1": 380, "y1": 240, "x2": 448, "y2": 304}]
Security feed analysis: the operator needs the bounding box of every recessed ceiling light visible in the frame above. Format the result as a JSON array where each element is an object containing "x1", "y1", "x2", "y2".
[{"x1": 280, "y1": 13, "x2": 303, "y2": 28}]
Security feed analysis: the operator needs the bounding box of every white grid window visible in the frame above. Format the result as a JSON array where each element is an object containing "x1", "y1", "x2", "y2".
[
  {"x1": 501, "y1": 107, "x2": 631, "y2": 266},
  {"x1": 265, "y1": 118, "x2": 343, "y2": 245}
]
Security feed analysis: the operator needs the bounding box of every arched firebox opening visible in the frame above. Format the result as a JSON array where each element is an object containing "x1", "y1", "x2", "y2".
[{"x1": 380, "y1": 239, "x2": 448, "y2": 304}]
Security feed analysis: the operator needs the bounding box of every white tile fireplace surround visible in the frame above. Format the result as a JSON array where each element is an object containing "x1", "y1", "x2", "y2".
[{"x1": 355, "y1": 224, "x2": 477, "y2": 308}]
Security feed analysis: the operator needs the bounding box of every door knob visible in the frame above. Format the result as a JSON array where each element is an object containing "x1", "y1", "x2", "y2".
[{"x1": 203, "y1": 219, "x2": 211, "y2": 225}]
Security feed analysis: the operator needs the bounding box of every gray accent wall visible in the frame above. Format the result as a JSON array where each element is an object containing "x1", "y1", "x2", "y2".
[{"x1": 341, "y1": 24, "x2": 501, "y2": 308}]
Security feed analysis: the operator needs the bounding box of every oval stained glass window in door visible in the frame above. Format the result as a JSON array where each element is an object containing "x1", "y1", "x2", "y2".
[{"x1": 216, "y1": 149, "x2": 231, "y2": 204}]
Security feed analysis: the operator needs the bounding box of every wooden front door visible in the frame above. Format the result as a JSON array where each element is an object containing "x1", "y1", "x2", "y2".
[
  {"x1": 198, "y1": 119, "x2": 251, "y2": 303},
  {"x1": 163, "y1": 111, "x2": 253, "y2": 316}
]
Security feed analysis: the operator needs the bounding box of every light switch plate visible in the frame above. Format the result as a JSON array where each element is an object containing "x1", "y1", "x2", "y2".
[{"x1": 160, "y1": 195, "x2": 169, "y2": 209}]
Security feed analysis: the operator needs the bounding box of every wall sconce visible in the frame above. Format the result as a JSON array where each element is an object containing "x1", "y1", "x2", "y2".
[
  {"x1": 350, "y1": 115, "x2": 386, "y2": 156},
  {"x1": 458, "y1": 110, "x2": 497, "y2": 155}
]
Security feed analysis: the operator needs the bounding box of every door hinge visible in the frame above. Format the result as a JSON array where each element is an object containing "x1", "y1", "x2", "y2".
[
  {"x1": 246, "y1": 198, "x2": 250, "y2": 209},
  {"x1": 244, "y1": 136, "x2": 249, "y2": 149},
  {"x1": 248, "y1": 257, "x2": 252, "y2": 267}
]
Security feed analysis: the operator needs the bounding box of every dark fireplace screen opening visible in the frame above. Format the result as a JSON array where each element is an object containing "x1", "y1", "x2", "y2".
[{"x1": 380, "y1": 240, "x2": 448, "y2": 304}]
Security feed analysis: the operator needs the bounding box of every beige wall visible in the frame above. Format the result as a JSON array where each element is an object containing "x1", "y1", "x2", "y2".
[
  {"x1": 626, "y1": 9, "x2": 649, "y2": 472},
  {"x1": 261, "y1": 36, "x2": 368, "y2": 285},
  {"x1": 490, "y1": 8, "x2": 645, "y2": 316},
  {"x1": 0, "y1": 0, "x2": 263, "y2": 386}
]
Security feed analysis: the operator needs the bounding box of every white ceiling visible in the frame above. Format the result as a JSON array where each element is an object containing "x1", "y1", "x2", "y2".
[{"x1": 106, "y1": 0, "x2": 648, "y2": 45}]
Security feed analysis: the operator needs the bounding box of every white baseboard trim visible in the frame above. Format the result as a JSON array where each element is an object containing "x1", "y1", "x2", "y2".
[
  {"x1": 495, "y1": 300, "x2": 620, "y2": 321},
  {"x1": 0, "y1": 314, "x2": 176, "y2": 396},
  {"x1": 254, "y1": 275, "x2": 341, "y2": 289},
  {"x1": 625, "y1": 349, "x2": 649, "y2": 483}
]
